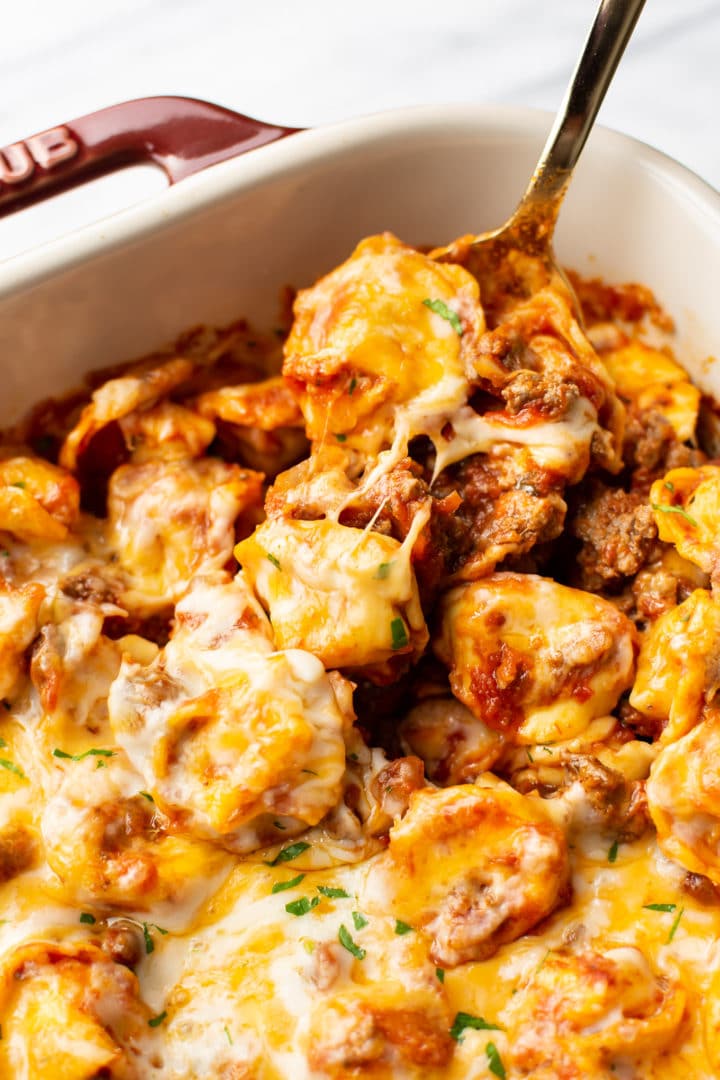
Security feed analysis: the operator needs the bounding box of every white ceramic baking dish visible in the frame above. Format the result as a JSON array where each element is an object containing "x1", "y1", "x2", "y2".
[{"x1": 0, "y1": 96, "x2": 719, "y2": 427}]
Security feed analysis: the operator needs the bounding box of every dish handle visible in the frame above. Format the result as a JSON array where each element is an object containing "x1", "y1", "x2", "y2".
[{"x1": 0, "y1": 96, "x2": 298, "y2": 218}]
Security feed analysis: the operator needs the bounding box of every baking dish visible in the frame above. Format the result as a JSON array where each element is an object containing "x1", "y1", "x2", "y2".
[{"x1": 0, "y1": 95, "x2": 719, "y2": 429}]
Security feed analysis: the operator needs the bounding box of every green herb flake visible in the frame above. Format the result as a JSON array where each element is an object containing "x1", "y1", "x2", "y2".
[
  {"x1": 644, "y1": 903, "x2": 677, "y2": 913},
  {"x1": 9, "y1": 481, "x2": 26, "y2": 489},
  {"x1": 608, "y1": 839, "x2": 620, "y2": 863},
  {"x1": 265, "y1": 840, "x2": 310, "y2": 867},
  {"x1": 142, "y1": 922, "x2": 155, "y2": 955},
  {"x1": 338, "y1": 924, "x2": 366, "y2": 960},
  {"x1": 526, "y1": 748, "x2": 534, "y2": 763},
  {"x1": 224, "y1": 1025, "x2": 233, "y2": 1045},
  {"x1": 273, "y1": 820, "x2": 287, "y2": 830},
  {"x1": 394, "y1": 920, "x2": 413, "y2": 935},
  {"x1": 667, "y1": 906, "x2": 685, "y2": 943},
  {"x1": 449, "y1": 1012, "x2": 503, "y2": 1042},
  {"x1": 348, "y1": 752, "x2": 359, "y2": 762},
  {"x1": 0, "y1": 759, "x2": 25, "y2": 779},
  {"x1": 285, "y1": 896, "x2": 321, "y2": 917},
  {"x1": 436, "y1": 967, "x2": 445, "y2": 983},
  {"x1": 0, "y1": 739, "x2": 6, "y2": 750},
  {"x1": 486, "y1": 1041, "x2": 506, "y2": 1079},
  {"x1": 79, "y1": 912, "x2": 96, "y2": 925},
  {"x1": 334, "y1": 433, "x2": 347, "y2": 443},
  {"x1": 650, "y1": 502, "x2": 698, "y2": 527},
  {"x1": 352, "y1": 911, "x2": 368, "y2": 931},
  {"x1": 348, "y1": 377, "x2": 357, "y2": 396},
  {"x1": 664, "y1": 480, "x2": 675, "y2": 492},
  {"x1": 390, "y1": 617, "x2": 409, "y2": 651},
  {"x1": 317, "y1": 886, "x2": 350, "y2": 899},
  {"x1": 375, "y1": 562, "x2": 392, "y2": 580},
  {"x1": 52, "y1": 748, "x2": 116, "y2": 762},
  {"x1": 422, "y1": 297, "x2": 463, "y2": 336},
  {"x1": 0, "y1": 551, "x2": 9, "y2": 558},
  {"x1": 148, "y1": 1011, "x2": 167, "y2": 1028},
  {"x1": 266, "y1": 552, "x2": 281, "y2": 570},
  {"x1": 139, "y1": 791, "x2": 154, "y2": 803},
  {"x1": 271, "y1": 873, "x2": 305, "y2": 894}
]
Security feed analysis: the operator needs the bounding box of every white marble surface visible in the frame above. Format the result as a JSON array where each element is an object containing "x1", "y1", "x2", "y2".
[{"x1": 1, "y1": 0, "x2": 719, "y2": 259}]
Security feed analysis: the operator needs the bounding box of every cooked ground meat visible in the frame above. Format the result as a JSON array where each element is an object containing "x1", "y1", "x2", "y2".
[
  {"x1": 569, "y1": 482, "x2": 657, "y2": 592},
  {"x1": 501, "y1": 370, "x2": 580, "y2": 419},
  {"x1": 624, "y1": 408, "x2": 705, "y2": 492}
]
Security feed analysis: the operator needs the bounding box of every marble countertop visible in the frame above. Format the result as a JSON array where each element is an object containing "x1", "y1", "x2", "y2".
[{"x1": 1, "y1": 0, "x2": 718, "y2": 259}]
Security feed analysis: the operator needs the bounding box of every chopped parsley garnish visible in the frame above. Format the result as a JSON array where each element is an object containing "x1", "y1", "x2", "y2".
[
  {"x1": 394, "y1": 920, "x2": 413, "y2": 935},
  {"x1": 338, "y1": 924, "x2": 366, "y2": 960},
  {"x1": 526, "y1": 748, "x2": 534, "y2": 763},
  {"x1": 139, "y1": 791, "x2": 154, "y2": 803},
  {"x1": 436, "y1": 967, "x2": 445, "y2": 983},
  {"x1": 449, "y1": 1012, "x2": 503, "y2": 1042},
  {"x1": 9, "y1": 481, "x2": 26, "y2": 489},
  {"x1": 664, "y1": 480, "x2": 675, "y2": 492},
  {"x1": 0, "y1": 759, "x2": 25, "y2": 779},
  {"x1": 334, "y1": 433, "x2": 347, "y2": 442},
  {"x1": 348, "y1": 752, "x2": 359, "y2": 762},
  {"x1": 486, "y1": 1041, "x2": 506, "y2": 1079},
  {"x1": 667, "y1": 906, "x2": 685, "y2": 943},
  {"x1": 352, "y1": 911, "x2": 368, "y2": 931},
  {"x1": 148, "y1": 1011, "x2": 167, "y2": 1028},
  {"x1": 608, "y1": 839, "x2": 619, "y2": 863},
  {"x1": 317, "y1": 886, "x2": 350, "y2": 899},
  {"x1": 285, "y1": 896, "x2": 321, "y2": 917},
  {"x1": 265, "y1": 841, "x2": 310, "y2": 867},
  {"x1": 650, "y1": 502, "x2": 698, "y2": 527},
  {"x1": 271, "y1": 873, "x2": 305, "y2": 894},
  {"x1": 348, "y1": 377, "x2": 357, "y2": 396},
  {"x1": 0, "y1": 739, "x2": 6, "y2": 749},
  {"x1": 79, "y1": 912, "x2": 96, "y2": 924},
  {"x1": 141, "y1": 922, "x2": 168, "y2": 954},
  {"x1": 390, "y1": 617, "x2": 409, "y2": 650},
  {"x1": 644, "y1": 903, "x2": 677, "y2": 913},
  {"x1": 224, "y1": 1025, "x2": 233, "y2": 1045},
  {"x1": 52, "y1": 748, "x2": 116, "y2": 762},
  {"x1": 375, "y1": 562, "x2": 392, "y2": 580},
  {"x1": 266, "y1": 552, "x2": 281, "y2": 570},
  {"x1": 273, "y1": 820, "x2": 287, "y2": 830},
  {"x1": 422, "y1": 297, "x2": 463, "y2": 336}
]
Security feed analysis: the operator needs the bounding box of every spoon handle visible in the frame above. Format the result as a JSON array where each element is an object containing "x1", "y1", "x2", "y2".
[{"x1": 518, "y1": 0, "x2": 646, "y2": 224}]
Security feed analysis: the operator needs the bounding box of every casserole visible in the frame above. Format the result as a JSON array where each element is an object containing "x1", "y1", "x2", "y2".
[{"x1": 1, "y1": 98, "x2": 720, "y2": 1078}]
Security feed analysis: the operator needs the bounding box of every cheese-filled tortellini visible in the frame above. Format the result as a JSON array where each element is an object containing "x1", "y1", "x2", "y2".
[
  {"x1": 236, "y1": 516, "x2": 428, "y2": 679},
  {"x1": 0, "y1": 581, "x2": 44, "y2": 700},
  {"x1": 604, "y1": 340, "x2": 700, "y2": 440},
  {"x1": 107, "y1": 458, "x2": 263, "y2": 614},
  {"x1": 502, "y1": 945, "x2": 685, "y2": 1076},
  {"x1": 435, "y1": 573, "x2": 637, "y2": 744},
  {"x1": 647, "y1": 714, "x2": 720, "y2": 883},
  {"x1": 0, "y1": 940, "x2": 155, "y2": 1078},
  {"x1": 649, "y1": 465, "x2": 720, "y2": 574},
  {"x1": 109, "y1": 573, "x2": 351, "y2": 852},
  {"x1": 630, "y1": 588, "x2": 720, "y2": 743},
  {"x1": 363, "y1": 782, "x2": 568, "y2": 966},
  {"x1": 283, "y1": 232, "x2": 491, "y2": 456},
  {"x1": 0, "y1": 455, "x2": 80, "y2": 541}
]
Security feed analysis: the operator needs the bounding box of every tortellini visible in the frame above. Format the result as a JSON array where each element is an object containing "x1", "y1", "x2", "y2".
[
  {"x1": 0, "y1": 455, "x2": 80, "y2": 541},
  {"x1": 604, "y1": 340, "x2": 700, "y2": 440},
  {"x1": 649, "y1": 465, "x2": 720, "y2": 574},
  {"x1": 435, "y1": 573, "x2": 637, "y2": 744}
]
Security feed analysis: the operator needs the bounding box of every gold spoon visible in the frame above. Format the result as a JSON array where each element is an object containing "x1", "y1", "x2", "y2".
[{"x1": 432, "y1": 0, "x2": 646, "y2": 316}]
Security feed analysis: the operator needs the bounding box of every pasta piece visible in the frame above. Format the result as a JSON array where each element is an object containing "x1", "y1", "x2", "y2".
[
  {"x1": 42, "y1": 753, "x2": 225, "y2": 909},
  {"x1": 399, "y1": 697, "x2": 503, "y2": 784},
  {"x1": 647, "y1": 713, "x2": 720, "y2": 883},
  {"x1": 363, "y1": 782, "x2": 568, "y2": 966},
  {"x1": 649, "y1": 464, "x2": 720, "y2": 574},
  {"x1": 283, "y1": 232, "x2": 491, "y2": 456},
  {"x1": 435, "y1": 573, "x2": 637, "y2": 743},
  {"x1": 0, "y1": 456, "x2": 80, "y2": 541},
  {"x1": 109, "y1": 573, "x2": 350, "y2": 852},
  {"x1": 603, "y1": 340, "x2": 700, "y2": 441},
  {"x1": 630, "y1": 588, "x2": 720, "y2": 743},
  {"x1": 235, "y1": 515, "x2": 428, "y2": 680},
  {"x1": 502, "y1": 946, "x2": 685, "y2": 1076},
  {"x1": 0, "y1": 941, "x2": 155, "y2": 1078},
  {"x1": 107, "y1": 458, "x2": 264, "y2": 614},
  {"x1": 0, "y1": 581, "x2": 44, "y2": 700},
  {"x1": 59, "y1": 357, "x2": 194, "y2": 471},
  {"x1": 195, "y1": 374, "x2": 302, "y2": 430},
  {"x1": 118, "y1": 401, "x2": 215, "y2": 462}
]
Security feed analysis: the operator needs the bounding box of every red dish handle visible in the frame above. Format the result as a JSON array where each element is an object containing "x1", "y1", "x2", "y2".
[{"x1": 0, "y1": 96, "x2": 299, "y2": 219}]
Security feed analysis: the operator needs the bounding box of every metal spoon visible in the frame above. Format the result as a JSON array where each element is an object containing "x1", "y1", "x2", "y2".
[{"x1": 432, "y1": 0, "x2": 646, "y2": 312}]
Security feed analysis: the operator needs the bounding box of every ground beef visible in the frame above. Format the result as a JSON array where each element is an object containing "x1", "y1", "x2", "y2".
[
  {"x1": 623, "y1": 408, "x2": 705, "y2": 492},
  {"x1": 569, "y1": 482, "x2": 657, "y2": 592}
]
